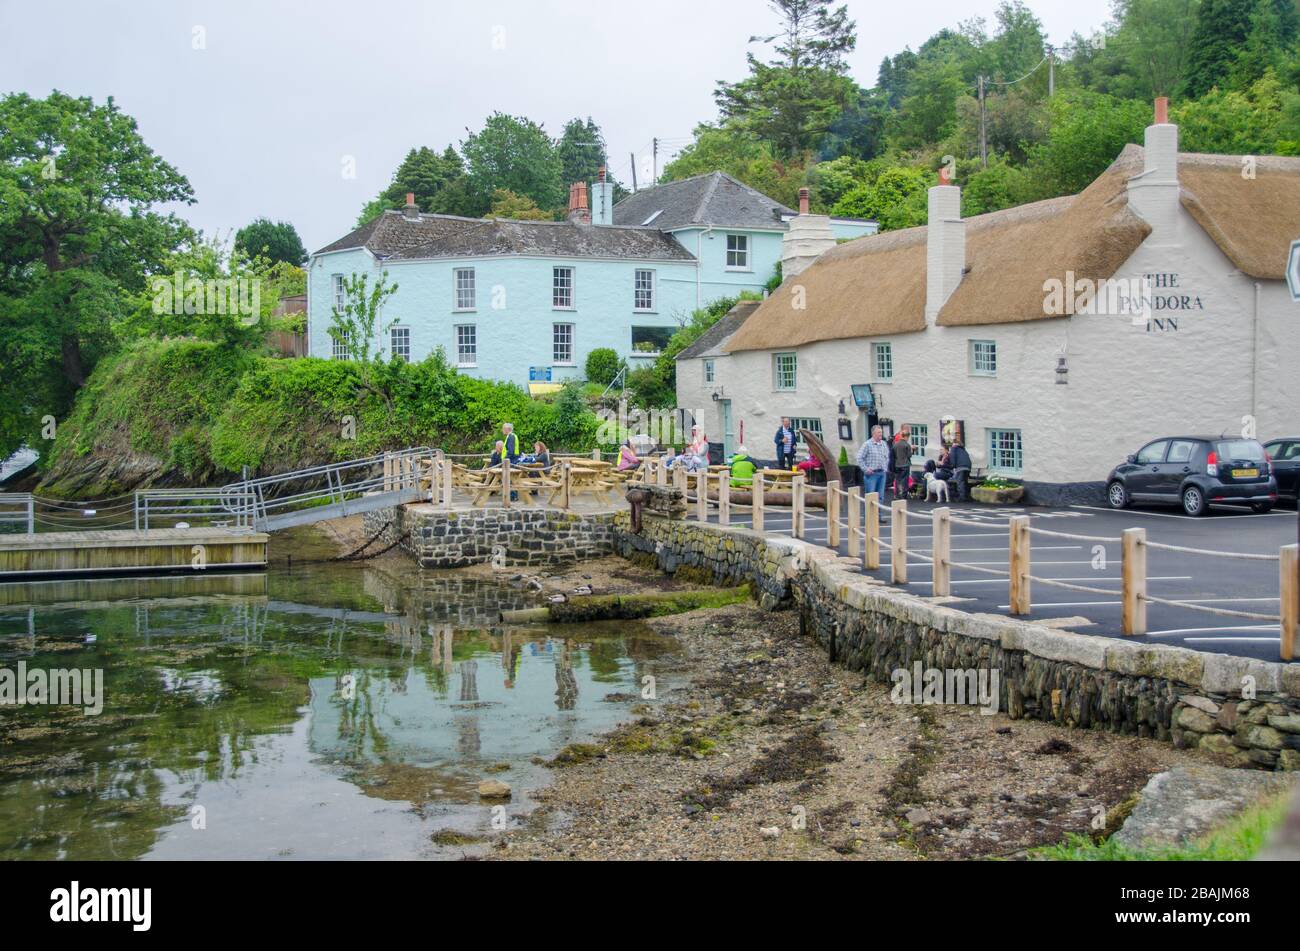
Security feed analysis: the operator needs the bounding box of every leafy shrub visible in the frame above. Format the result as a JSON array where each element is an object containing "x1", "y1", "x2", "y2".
[{"x1": 584, "y1": 348, "x2": 623, "y2": 386}]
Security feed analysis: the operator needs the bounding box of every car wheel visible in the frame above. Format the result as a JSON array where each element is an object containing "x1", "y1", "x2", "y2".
[
  {"x1": 1107, "y1": 481, "x2": 1130, "y2": 509},
  {"x1": 1251, "y1": 502, "x2": 1274, "y2": 514},
  {"x1": 1181, "y1": 485, "x2": 1205, "y2": 516}
]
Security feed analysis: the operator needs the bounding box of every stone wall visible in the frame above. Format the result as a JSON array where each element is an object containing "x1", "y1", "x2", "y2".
[
  {"x1": 364, "y1": 504, "x2": 616, "y2": 569},
  {"x1": 615, "y1": 514, "x2": 1300, "y2": 771}
]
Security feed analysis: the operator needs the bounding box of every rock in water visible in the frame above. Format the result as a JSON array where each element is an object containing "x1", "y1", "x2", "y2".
[{"x1": 478, "y1": 780, "x2": 512, "y2": 800}]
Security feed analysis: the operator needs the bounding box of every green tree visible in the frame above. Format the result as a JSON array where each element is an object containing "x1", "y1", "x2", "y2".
[
  {"x1": 0, "y1": 91, "x2": 193, "y2": 459},
  {"x1": 714, "y1": 0, "x2": 859, "y2": 157},
  {"x1": 1022, "y1": 90, "x2": 1149, "y2": 198},
  {"x1": 1110, "y1": 0, "x2": 1202, "y2": 98},
  {"x1": 358, "y1": 145, "x2": 477, "y2": 226},
  {"x1": 831, "y1": 166, "x2": 931, "y2": 230},
  {"x1": 1182, "y1": 0, "x2": 1257, "y2": 97},
  {"x1": 233, "y1": 218, "x2": 307, "y2": 266},
  {"x1": 584, "y1": 348, "x2": 623, "y2": 387},
  {"x1": 462, "y1": 113, "x2": 565, "y2": 213},
  {"x1": 327, "y1": 271, "x2": 399, "y2": 377},
  {"x1": 487, "y1": 189, "x2": 552, "y2": 220},
  {"x1": 1174, "y1": 71, "x2": 1300, "y2": 154}
]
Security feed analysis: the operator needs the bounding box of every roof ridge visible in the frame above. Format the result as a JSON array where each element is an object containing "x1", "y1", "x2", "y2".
[{"x1": 692, "y1": 171, "x2": 723, "y2": 223}]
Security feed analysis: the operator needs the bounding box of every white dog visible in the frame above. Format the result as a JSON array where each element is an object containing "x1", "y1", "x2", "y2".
[{"x1": 924, "y1": 471, "x2": 950, "y2": 503}]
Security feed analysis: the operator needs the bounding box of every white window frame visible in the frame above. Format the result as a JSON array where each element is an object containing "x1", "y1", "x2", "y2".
[
  {"x1": 773, "y1": 352, "x2": 797, "y2": 391},
  {"x1": 789, "y1": 417, "x2": 823, "y2": 445},
  {"x1": 908, "y1": 424, "x2": 929, "y2": 462},
  {"x1": 390, "y1": 326, "x2": 410, "y2": 361},
  {"x1": 725, "y1": 234, "x2": 750, "y2": 271},
  {"x1": 873, "y1": 342, "x2": 893, "y2": 381},
  {"x1": 553, "y1": 267, "x2": 574, "y2": 310},
  {"x1": 970, "y1": 339, "x2": 997, "y2": 377},
  {"x1": 331, "y1": 329, "x2": 350, "y2": 361},
  {"x1": 634, "y1": 269, "x2": 656, "y2": 312},
  {"x1": 332, "y1": 274, "x2": 346, "y2": 313},
  {"x1": 987, "y1": 428, "x2": 1023, "y2": 475},
  {"x1": 553, "y1": 322, "x2": 574, "y2": 365},
  {"x1": 703, "y1": 359, "x2": 715, "y2": 384},
  {"x1": 455, "y1": 324, "x2": 477, "y2": 367},
  {"x1": 454, "y1": 268, "x2": 476, "y2": 311}
]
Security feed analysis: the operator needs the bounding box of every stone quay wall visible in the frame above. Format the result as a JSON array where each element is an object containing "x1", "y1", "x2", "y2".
[
  {"x1": 363, "y1": 504, "x2": 617, "y2": 569},
  {"x1": 615, "y1": 514, "x2": 1300, "y2": 771}
]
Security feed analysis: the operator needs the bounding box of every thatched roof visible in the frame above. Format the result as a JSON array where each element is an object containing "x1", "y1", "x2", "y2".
[
  {"x1": 723, "y1": 224, "x2": 930, "y2": 352},
  {"x1": 1179, "y1": 151, "x2": 1300, "y2": 280},
  {"x1": 726, "y1": 142, "x2": 1300, "y2": 352}
]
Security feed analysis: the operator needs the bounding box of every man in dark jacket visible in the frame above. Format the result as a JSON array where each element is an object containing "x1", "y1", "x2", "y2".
[
  {"x1": 946, "y1": 439, "x2": 973, "y2": 501},
  {"x1": 774, "y1": 418, "x2": 797, "y2": 470}
]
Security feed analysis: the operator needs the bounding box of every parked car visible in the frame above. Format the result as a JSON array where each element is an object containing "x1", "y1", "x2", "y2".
[
  {"x1": 1106, "y1": 436, "x2": 1278, "y2": 516},
  {"x1": 1262, "y1": 437, "x2": 1300, "y2": 503}
]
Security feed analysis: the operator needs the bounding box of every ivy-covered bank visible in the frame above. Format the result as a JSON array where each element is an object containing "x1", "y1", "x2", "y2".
[{"x1": 37, "y1": 339, "x2": 601, "y2": 497}]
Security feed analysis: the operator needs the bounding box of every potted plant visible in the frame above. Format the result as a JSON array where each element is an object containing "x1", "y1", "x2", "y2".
[{"x1": 971, "y1": 477, "x2": 1025, "y2": 504}]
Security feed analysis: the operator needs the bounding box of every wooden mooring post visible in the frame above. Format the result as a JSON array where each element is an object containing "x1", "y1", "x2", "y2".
[
  {"x1": 441, "y1": 459, "x2": 453, "y2": 508},
  {"x1": 1282, "y1": 544, "x2": 1298, "y2": 661},
  {"x1": 890, "y1": 499, "x2": 907, "y2": 584},
  {"x1": 932, "y1": 506, "x2": 951, "y2": 597},
  {"x1": 501, "y1": 458, "x2": 512, "y2": 510},
  {"x1": 559, "y1": 462, "x2": 572, "y2": 510},
  {"x1": 752, "y1": 473, "x2": 765, "y2": 533},
  {"x1": 696, "y1": 469, "x2": 708, "y2": 522},
  {"x1": 1122, "y1": 527, "x2": 1146, "y2": 635},
  {"x1": 846, "y1": 490, "x2": 860, "y2": 559},
  {"x1": 1009, "y1": 515, "x2": 1031, "y2": 616},
  {"x1": 792, "y1": 474, "x2": 806, "y2": 539},
  {"x1": 864, "y1": 491, "x2": 880, "y2": 570},
  {"x1": 827, "y1": 481, "x2": 841, "y2": 550},
  {"x1": 718, "y1": 470, "x2": 731, "y2": 526}
]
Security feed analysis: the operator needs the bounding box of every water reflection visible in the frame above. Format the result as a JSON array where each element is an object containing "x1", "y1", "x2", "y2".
[{"x1": 0, "y1": 547, "x2": 676, "y2": 860}]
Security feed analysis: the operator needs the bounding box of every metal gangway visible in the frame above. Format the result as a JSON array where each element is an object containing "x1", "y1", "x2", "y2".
[{"x1": 1, "y1": 448, "x2": 435, "y2": 535}]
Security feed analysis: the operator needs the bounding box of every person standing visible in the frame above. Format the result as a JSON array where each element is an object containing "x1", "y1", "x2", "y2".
[
  {"x1": 947, "y1": 438, "x2": 973, "y2": 502},
  {"x1": 857, "y1": 425, "x2": 890, "y2": 501},
  {"x1": 501, "y1": 422, "x2": 520, "y2": 462},
  {"x1": 774, "y1": 418, "x2": 797, "y2": 470},
  {"x1": 891, "y1": 425, "x2": 913, "y2": 500}
]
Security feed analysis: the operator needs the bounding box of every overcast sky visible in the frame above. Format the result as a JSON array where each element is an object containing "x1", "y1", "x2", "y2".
[{"x1": 0, "y1": 0, "x2": 1114, "y2": 252}]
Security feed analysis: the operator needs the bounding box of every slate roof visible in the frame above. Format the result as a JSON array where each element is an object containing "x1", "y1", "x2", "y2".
[
  {"x1": 676, "y1": 300, "x2": 762, "y2": 361},
  {"x1": 612, "y1": 172, "x2": 796, "y2": 232},
  {"x1": 313, "y1": 211, "x2": 695, "y2": 262}
]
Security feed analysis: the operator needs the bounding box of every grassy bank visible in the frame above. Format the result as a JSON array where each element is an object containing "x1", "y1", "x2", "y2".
[{"x1": 41, "y1": 339, "x2": 601, "y2": 497}]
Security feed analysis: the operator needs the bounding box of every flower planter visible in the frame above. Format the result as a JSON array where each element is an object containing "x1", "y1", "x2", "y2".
[{"x1": 971, "y1": 485, "x2": 1025, "y2": 505}]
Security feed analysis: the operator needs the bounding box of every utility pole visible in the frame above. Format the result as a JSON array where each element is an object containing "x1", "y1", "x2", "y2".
[
  {"x1": 1048, "y1": 45, "x2": 1055, "y2": 97},
  {"x1": 652, "y1": 137, "x2": 659, "y2": 186},
  {"x1": 978, "y1": 76, "x2": 988, "y2": 169},
  {"x1": 630, "y1": 152, "x2": 637, "y2": 192}
]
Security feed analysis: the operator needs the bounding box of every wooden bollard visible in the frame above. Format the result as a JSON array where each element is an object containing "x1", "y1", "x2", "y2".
[
  {"x1": 441, "y1": 459, "x2": 453, "y2": 508},
  {"x1": 1121, "y1": 527, "x2": 1146, "y2": 635},
  {"x1": 560, "y1": 462, "x2": 572, "y2": 510},
  {"x1": 501, "y1": 457, "x2": 512, "y2": 509},
  {"x1": 932, "y1": 506, "x2": 951, "y2": 597},
  {"x1": 655, "y1": 459, "x2": 667, "y2": 486},
  {"x1": 864, "y1": 491, "x2": 880, "y2": 570},
  {"x1": 846, "y1": 490, "x2": 860, "y2": 559},
  {"x1": 890, "y1": 499, "x2": 907, "y2": 584},
  {"x1": 696, "y1": 469, "x2": 708, "y2": 522},
  {"x1": 1009, "y1": 515, "x2": 1032, "y2": 616},
  {"x1": 1282, "y1": 544, "x2": 1298, "y2": 661},
  {"x1": 752, "y1": 472, "x2": 765, "y2": 533},
  {"x1": 827, "y1": 481, "x2": 841, "y2": 549},
  {"x1": 718, "y1": 469, "x2": 731, "y2": 526},
  {"x1": 592, "y1": 447, "x2": 601, "y2": 461},
  {"x1": 792, "y1": 474, "x2": 805, "y2": 539}
]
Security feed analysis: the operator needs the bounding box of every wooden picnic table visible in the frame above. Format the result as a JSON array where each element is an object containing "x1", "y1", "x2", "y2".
[{"x1": 758, "y1": 468, "x2": 797, "y2": 482}]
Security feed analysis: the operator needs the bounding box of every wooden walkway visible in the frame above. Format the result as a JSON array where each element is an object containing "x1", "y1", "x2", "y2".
[{"x1": 0, "y1": 528, "x2": 268, "y2": 579}]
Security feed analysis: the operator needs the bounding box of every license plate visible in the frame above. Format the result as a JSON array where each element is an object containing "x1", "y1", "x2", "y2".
[{"x1": 1232, "y1": 468, "x2": 1259, "y2": 478}]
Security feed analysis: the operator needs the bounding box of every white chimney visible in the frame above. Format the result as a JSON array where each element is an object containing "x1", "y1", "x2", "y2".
[
  {"x1": 925, "y1": 173, "x2": 965, "y2": 325},
  {"x1": 591, "y1": 167, "x2": 614, "y2": 226},
  {"x1": 782, "y1": 188, "x2": 836, "y2": 280},
  {"x1": 1129, "y1": 97, "x2": 1180, "y2": 234}
]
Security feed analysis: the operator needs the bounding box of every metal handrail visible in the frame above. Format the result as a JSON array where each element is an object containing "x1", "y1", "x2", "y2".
[{"x1": 0, "y1": 493, "x2": 35, "y2": 534}]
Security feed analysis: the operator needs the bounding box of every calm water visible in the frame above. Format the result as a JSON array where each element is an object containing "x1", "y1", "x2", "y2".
[{"x1": 0, "y1": 532, "x2": 676, "y2": 860}]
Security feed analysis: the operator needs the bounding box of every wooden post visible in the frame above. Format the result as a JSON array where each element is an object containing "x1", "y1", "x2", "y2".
[
  {"x1": 864, "y1": 491, "x2": 880, "y2": 570},
  {"x1": 501, "y1": 457, "x2": 512, "y2": 510},
  {"x1": 932, "y1": 506, "x2": 951, "y2": 597},
  {"x1": 673, "y1": 464, "x2": 686, "y2": 495},
  {"x1": 592, "y1": 447, "x2": 601, "y2": 461},
  {"x1": 1282, "y1": 544, "x2": 1298, "y2": 662},
  {"x1": 1121, "y1": 527, "x2": 1146, "y2": 635},
  {"x1": 846, "y1": 491, "x2": 860, "y2": 559},
  {"x1": 718, "y1": 469, "x2": 731, "y2": 526},
  {"x1": 441, "y1": 460, "x2": 453, "y2": 508},
  {"x1": 827, "y1": 481, "x2": 841, "y2": 550},
  {"x1": 1009, "y1": 515, "x2": 1031, "y2": 616},
  {"x1": 560, "y1": 462, "x2": 572, "y2": 510},
  {"x1": 655, "y1": 459, "x2": 667, "y2": 486},
  {"x1": 890, "y1": 499, "x2": 907, "y2": 584},
  {"x1": 752, "y1": 472, "x2": 765, "y2": 533},
  {"x1": 383, "y1": 453, "x2": 392, "y2": 491},
  {"x1": 792, "y1": 474, "x2": 806, "y2": 539},
  {"x1": 696, "y1": 469, "x2": 708, "y2": 522}
]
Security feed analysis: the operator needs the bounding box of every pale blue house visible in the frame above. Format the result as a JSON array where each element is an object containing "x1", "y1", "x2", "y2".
[{"x1": 307, "y1": 173, "x2": 875, "y2": 387}]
